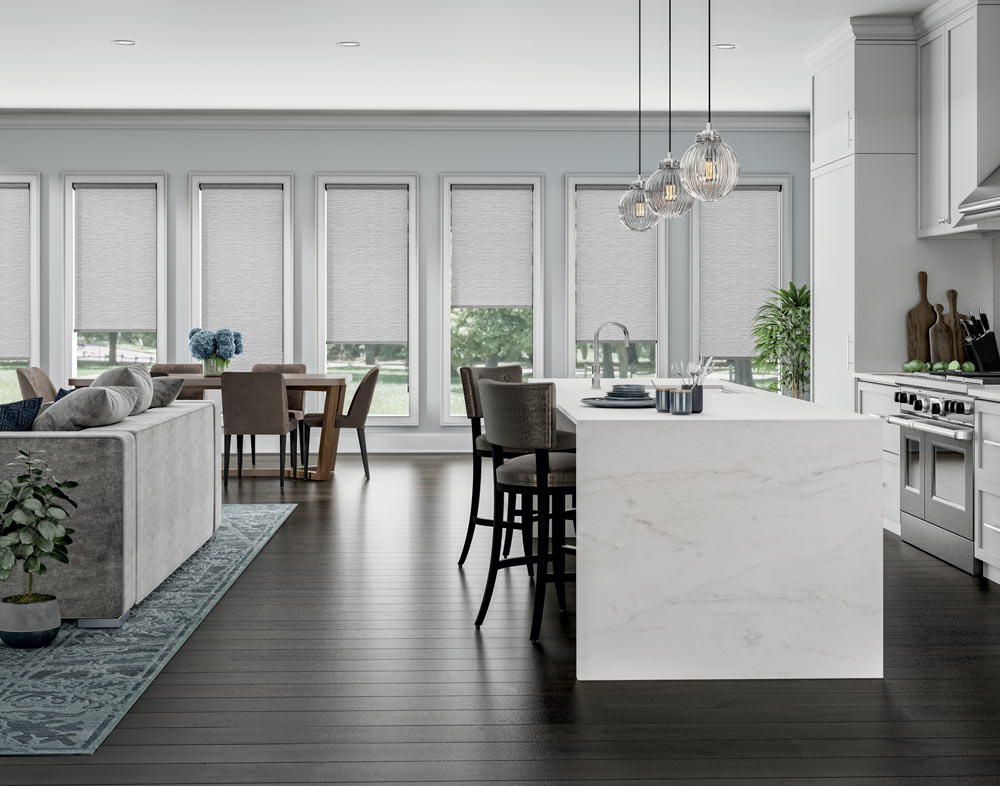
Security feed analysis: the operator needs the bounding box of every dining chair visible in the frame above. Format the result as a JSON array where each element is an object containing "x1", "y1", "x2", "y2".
[
  {"x1": 477, "y1": 379, "x2": 576, "y2": 642},
  {"x1": 250, "y1": 363, "x2": 306, "y2": 467},
  {"x1": 300, "y1": 367, "x2": 379, "y2": 480},
  {"x1": 16, "y1": 367, "x2": 57, "y2": 404},
  {"x1": 150, "y1": 363, "x2": 205, "y2": 401},
  {"x1": 219, "y1": 372, "x2": 298, "y2": 489}
]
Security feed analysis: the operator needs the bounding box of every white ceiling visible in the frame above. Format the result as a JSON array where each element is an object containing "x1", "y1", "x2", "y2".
[{"x1": 1, "y1": 0, "x2": 930, "y2": 113}]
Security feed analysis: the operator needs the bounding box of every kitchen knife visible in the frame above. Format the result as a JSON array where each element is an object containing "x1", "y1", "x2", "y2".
[
  {"x1": 960, "y1": 318, "x2": 975, "y2": 343},
  {"x1": 969, "y1": 313, "x2": 983, "y2": 338},
  {"x1": 980, "y1": 307, "x2": 991, "y2": 332}
]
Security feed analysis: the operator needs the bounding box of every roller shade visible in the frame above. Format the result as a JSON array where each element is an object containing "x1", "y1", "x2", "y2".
[
  {"x1": 698, "y1": 186, "x2": 782, "y2": 358},
  {"x1": 73, "y1": 183, "x2": 157, "y2": 332},
  {"x1": 200, "y1": 184, "x2": 285, "y2": 370},
  {"x1": 0, "y1": 184, "x2": 30, "y2": 359},
  {"x1": 450, "y1": 184, "x2": 533, "y2": 309},
  {"x1": 574, "y1": 185, "x2": 657, "y2": 342},
  {"x1": 326, "y1": 184, "x2": 409, "y2": 344}
]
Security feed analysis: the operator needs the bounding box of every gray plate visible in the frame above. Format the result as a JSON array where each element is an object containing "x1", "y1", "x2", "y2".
[{"x1": 581, "y1": 397, "x2": 656, "y2": 408}]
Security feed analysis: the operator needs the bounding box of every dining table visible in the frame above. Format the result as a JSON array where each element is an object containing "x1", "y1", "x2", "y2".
[{"x1": 69, "y1": 373, "x2": 351, "y2": 482}]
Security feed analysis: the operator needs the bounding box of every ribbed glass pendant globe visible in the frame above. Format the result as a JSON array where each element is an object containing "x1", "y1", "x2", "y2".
[
  {"x1": 680, "y1": 124, "x2": 740, "y2": 201},
  {"x1": 618, "y1": 178, "x2": 660, "y2": 232},
  {"x1": 646, "y1": 157, "x2": 693, "y2": 218}
]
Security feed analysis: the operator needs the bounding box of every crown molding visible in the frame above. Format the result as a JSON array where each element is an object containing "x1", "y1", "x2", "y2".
[
  {"x1": 804, "y1": 16, "x2": 916, "y2": 72},
  {"x1": 0, "y1": 109, "x2": 809, "y2": 133},
  {"x1": 915, "y1": 0, "x2": 1000, "y2": 37}
]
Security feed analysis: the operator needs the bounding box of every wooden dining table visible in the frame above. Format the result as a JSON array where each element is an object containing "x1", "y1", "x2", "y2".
[{"x1": 69, "y1": 373, "x2": 351, "y2": 482}]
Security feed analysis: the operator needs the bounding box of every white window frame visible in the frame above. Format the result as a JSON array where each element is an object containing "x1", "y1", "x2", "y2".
[
  {"x1": 190, "y1": 173, "x2": 293, "y2": 363},
  {"x1": 440, "y1": 174, "x2": 544, "y2": 426},
  {"x1": 64, "y1": 173, "x2": 167, "y2": 377},
  {"x1": 315, "y1": 173, "x2": 419, "y2": 426},
  {"x1": 565, "y1": 174, "x2": 669, "y2": 378},
  {"x1": 689, "y1": 175, "x2": 792, "y2": 361},
  {"x1": 0, "y1": 173, "x2": 40, "y2": 368}
]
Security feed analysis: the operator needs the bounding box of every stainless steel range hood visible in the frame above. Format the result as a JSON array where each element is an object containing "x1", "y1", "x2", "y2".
[{"x1": 956, "y1": 163, "x2": 1000, "y2": 226}]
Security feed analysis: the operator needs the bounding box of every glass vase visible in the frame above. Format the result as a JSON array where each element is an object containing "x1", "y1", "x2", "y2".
[{"x1": 202, "y1": 356, "x2": 230, "y2": 377}]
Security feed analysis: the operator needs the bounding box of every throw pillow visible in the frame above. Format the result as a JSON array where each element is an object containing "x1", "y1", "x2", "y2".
[
  {"x1": 149, "y1": 377, "x2": 185, "y2": 408},
  {"x1": 32, "y1": 386, "x2": 140, "y2": 432},
  {"x1": 91, "y1": 365, "x2": 153, "y2": 415},
  {"x1": 54, "y1": 388, "x2": 75, "y2": 401},
  {"x1": 0, "y1": 398, "x2": 43, "y2": 431}
]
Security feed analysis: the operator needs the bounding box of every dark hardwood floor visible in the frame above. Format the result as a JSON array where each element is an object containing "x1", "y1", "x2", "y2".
[{"x1": 3, "y1": 454, "x2": 1000, "y2": 784}]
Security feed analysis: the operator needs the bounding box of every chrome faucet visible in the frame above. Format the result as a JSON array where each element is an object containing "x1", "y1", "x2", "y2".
[{"x1": 592, "y1": 321, "x2": 631, "y2": 390}]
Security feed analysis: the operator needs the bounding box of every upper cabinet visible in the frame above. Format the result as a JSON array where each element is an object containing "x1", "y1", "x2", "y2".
[
  {"x1": 812, "y1": 50, "x2": 855, "y2": 168},
  {"x1": 917, "y1": 2, "x2": 1000, "y2": 237}
]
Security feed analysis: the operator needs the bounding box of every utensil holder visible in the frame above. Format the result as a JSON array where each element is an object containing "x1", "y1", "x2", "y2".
[
  {"x1": 968, "y1": 333, "x2": 1000, "y2": 372},
  {"x1": 670, "y1": 389, "x2": 693, "y2": 415},
  {"x1": 683, "y1": 384, "x2": 704, "y2": 413},
  {"x1": 655, "y1": 389, "x2": 672, "y2": 412}
]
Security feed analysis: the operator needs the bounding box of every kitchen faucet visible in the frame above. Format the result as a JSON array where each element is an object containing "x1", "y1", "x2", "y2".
[{"x1": 592, "y1": 321, "x2": 630, "y2": 390}]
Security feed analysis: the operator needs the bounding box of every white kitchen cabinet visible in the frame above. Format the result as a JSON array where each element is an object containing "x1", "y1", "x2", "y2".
[
  {"x1": 918, "y1": 28, "x2": 949, "y2": 232},
  {"x1": 811, "y1": 49, "x2": 854, "y2": 168},
  {"x1": 855, "y1": 379, "x2": 902, "y2": 533}
]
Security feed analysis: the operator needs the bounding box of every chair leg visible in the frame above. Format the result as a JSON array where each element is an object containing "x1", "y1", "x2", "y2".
[
  {"x1": 358, "y1": 428, "x2": 370, "y2": 480},
  {"x1": 236, "y1": 435, "x2": 244, "y2": 481},
  {"x1": 299, "y1": 422, "x2": 309, "y2": 480},
  {"x1": 553, "y1": 494, "x2": 568, "y2": 613},
  {"x1": 474, "y1": 487, "x2": 506, "y2": 628},
  {"x1": 502, "y1": 492, "x2": 516, "y2": 557},
  {"x1": 250, "y1": 435, "x2": 256, "y2": 466},
  {"x1": 458, "y1": 452, "x2": 482, "y2": 566},
  {"x1": 223, "y1": 434, "x2": 231, "y2": 489},
  {"x1": 290, "y1": 425, "x2": 297, "y2": 479},
  {"x1": 530, "y1": 494, "x2": 551, "y2": 642},
  {"x1": 520, "y1": 493, "x2": 534, "y2": 578},
  {"x1": 279, "y1": 434, "x2": 286, "y2": 489}
]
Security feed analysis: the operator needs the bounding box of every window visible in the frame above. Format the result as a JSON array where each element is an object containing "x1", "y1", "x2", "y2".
[
  {"x1": 568, "y1": 177, "x2": 667, "y2": 380},
  {"x1": 65, "y1": 175, "x2": 166, "y2": 377},
  {"x1": 0, "y1": 175, "x2": 39, "y2": 404},
  {"x1": 191, "y1": 176, "x2": 292, "y2": 370},
  {"x1": 442, "y1": 176, "x2": 543, "y2": 422},
  {"x1": 318, "y1": 175, "x2": 418, "y2": 423},
  {"x1": 691, "y1": 177, "x2": 791, "y2": 389}
]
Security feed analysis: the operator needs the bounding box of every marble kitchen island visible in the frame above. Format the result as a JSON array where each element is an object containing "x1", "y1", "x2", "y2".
[{"x1": 543, "y1": 379, "x2": 883, "y2": 681}]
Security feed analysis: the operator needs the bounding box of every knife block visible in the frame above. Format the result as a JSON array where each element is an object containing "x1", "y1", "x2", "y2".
[{"x1": 967, "y1": 333, "x2": 1000, "y2": 372}]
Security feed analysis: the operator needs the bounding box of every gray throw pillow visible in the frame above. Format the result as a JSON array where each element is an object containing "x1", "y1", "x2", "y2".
[
  {"x1": 149, "y1": 376, "x2": 185, "y2": 408},
  {"x1": 91, "y1": 365, "x2": 153, "y2": 415},
  {"x1": 32, "y1": 386, "x2": 140, "y2": 431}
]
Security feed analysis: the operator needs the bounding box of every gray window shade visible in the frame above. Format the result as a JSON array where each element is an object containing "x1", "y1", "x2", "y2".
[
  {"x1": 0, "y1": 184, "x2": 30, "y2": 359},
  {"x1": 575, "y1": 185, "x2": 657, "y2": 341},
  {"x1": 200, "y1": 184, "x2": 285, "y2": 370},
  {"x1": 326, "y1": 184, "x2": 408, "y2": 344},
  {"x1": 698, "y1": 187, "x2": 782, "y2": 358},
  {"x1": 74, "y1": 184, "x2": 157, "y2": 332},
  {"x1": 450, "y1": 185, "x2": 533, "y2": 309}
]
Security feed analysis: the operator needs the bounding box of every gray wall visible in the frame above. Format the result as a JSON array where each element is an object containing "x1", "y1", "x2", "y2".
[{"x1": 0, "y1": 113, "x2": 809, "y2": 443}]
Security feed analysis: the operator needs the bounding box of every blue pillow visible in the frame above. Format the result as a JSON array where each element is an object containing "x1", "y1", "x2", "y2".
[
  {"x1": 0, "y1": 398, "x2": 43, "y2": 431},
  {"x1": 54, "y1": 388, "x2": 75, "y2": 401}
]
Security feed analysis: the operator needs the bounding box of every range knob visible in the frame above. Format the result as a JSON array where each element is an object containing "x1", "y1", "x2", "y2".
[
  {"x1": 913, "y1": 399, "x2": 924, "y2": 411},
  {"x1": 908, "y1": 393, "x2": 918, "y2": 404},
  {"x1": 931, "y1": 402, "x2": 941, "y2": 415},
  {"x1": 894, "y1": 391, "x2": 907, "y2": 403},
  {"x1": 943, "y1": 400, "x2": 954, "y2": 413},
  {"x1": 955, "y1": 401, "x2": 966, "y2": 415}
]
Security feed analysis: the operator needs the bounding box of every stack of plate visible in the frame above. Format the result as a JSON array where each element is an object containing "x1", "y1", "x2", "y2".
[{"x1": 606, "y1": 384, "x2": 651, "y2": 401}]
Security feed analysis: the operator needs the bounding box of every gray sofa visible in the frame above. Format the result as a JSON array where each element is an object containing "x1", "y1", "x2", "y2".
[{"x1": 0, "y1": 401, "x2": 221, "y2": 626}]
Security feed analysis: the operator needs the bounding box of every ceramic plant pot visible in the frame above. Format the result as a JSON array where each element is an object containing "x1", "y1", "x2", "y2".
[{"x1": 0, "y1": 594, "x2": 61, "y2": 649}]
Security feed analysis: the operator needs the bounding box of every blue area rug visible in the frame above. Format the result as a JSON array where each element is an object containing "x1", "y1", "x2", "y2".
[{"x1": 0, "y1": 503, "x2": 295, "y2": 756}]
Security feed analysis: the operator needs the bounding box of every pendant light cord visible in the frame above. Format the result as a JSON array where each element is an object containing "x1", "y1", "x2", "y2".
[
  {"x1": 707, "y1": 0, "x2": 712, "y2": 125},
  {"x1": 668, "y1": 0, "x2": 672, "y2": 153},
  {"x1": 638, "y1": 0, "x2": 642, "y2": 178}
]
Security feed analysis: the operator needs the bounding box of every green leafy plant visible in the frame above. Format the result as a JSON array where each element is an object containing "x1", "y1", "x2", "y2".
[
  {"x1": 751, "y1": 282, "x2": 811, "y2": 400},
  {"x1": 0, "y1": 450, "x2": 78, "y2": 602}
]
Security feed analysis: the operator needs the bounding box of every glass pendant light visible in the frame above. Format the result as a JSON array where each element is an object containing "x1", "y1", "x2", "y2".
[
  {"x1": 619, "y1": 0, "x2": 660, "y2": 232},
  {"x1": 646, "y1": 0, "x2": 693, "y2": 219},
  {"x1": 681, "y1": 0, "x2": 740, "y2": 202}
]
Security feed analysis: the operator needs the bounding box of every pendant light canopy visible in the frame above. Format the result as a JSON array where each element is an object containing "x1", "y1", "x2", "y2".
[
  {"x1": 619, "y1": 0, "x2": 661, "y2": 232},
  {"x1": 646, "y1": 0, "x2": 693, "y2": 219},
  {"x1": 681, "y1": 0, "x2": 740, "y2": 202}
]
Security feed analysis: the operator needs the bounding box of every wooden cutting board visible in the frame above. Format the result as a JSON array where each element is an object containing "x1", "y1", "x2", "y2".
[
  {"x1": 906, "y1": 271, "x2": 936, "y2": 363},
  {"x1": 943, "y1": 289, "x2": 967, "y2": 365},
  {"x1": 929, "y1": 304, "x2": 954, "y2": 364}
]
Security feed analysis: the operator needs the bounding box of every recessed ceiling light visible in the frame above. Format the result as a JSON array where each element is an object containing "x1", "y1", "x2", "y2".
[
  {"x1": 111, "y1": 39, "x2": 136, "y2": 46},
  {"x1": 337, "y1": 41, "x2": 360, "y2": 48},
  {"x1": 713, "y1": 43, "x2": 737, "y2": 50}
]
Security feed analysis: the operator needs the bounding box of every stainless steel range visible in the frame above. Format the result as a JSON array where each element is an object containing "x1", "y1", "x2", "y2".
[{"x1": 888, "y1": 382, "x2": 981, "y2": 575}]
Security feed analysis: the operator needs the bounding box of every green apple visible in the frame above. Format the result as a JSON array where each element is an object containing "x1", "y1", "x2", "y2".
[
  {"x1": 962, "y1": 361, "x2": 976, "y2": 372},
  {"x1": 948, "y1": 360, "x2": 962, "y2": 370}
]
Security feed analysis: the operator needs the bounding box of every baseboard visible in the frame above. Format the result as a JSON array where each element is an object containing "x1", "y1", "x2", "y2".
[{"x1": 883, "y1": 517, "x2": 901, "y2": 536}]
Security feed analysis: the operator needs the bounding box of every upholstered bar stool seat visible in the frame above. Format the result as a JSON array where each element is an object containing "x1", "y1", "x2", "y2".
[
  {"x1": 497, "y1": 452, "x2": 577, "y2": 488},
  {"x1": 474, "y1": 430, "x2": 575, "y2": 454}
]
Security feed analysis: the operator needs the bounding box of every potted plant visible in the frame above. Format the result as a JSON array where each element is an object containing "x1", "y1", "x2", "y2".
[
  {"x1": 751, "y1": 282, "x2": 811, "y2": 400},
  {"x1": 189, "y1": 327, "x2": 244, "y2": 376},
  {"x1": 0, "y1": 450, "x2": 78, "y2": 648}
]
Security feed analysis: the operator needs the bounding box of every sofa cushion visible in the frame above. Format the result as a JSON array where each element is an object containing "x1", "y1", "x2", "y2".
[
  {"x1": 55, "y1": 387, "x2": 75, "y2": 401},
  {"x1": 91, "y1": 365, "x2": 153, "y2": 415},
  {"x1": 32, "y1": 386, "x2": 139, "y2": 432},
  {"x1": 149, "y1": 377, "x2": 185, "y2": 408},
  {"x1": 0, "y1": 398, "x2": 43, "y2": 431}
]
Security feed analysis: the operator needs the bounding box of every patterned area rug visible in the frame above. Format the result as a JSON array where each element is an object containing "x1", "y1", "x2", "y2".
[{"x1": 0, "y1": 503, "x2": 295, "y2": 756}]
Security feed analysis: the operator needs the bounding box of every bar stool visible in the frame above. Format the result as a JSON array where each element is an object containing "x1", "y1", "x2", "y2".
[{"x1": 477, "y1": 379, "x2": 576, "y2": 642}]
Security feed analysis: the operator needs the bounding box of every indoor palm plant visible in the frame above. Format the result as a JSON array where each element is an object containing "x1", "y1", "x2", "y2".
[
  {"x1": 751, "y1": 282, "x2": 811, "y2": 400},
  {"x1": 0, "y1": 450, "x2": 78, "y2": 648}
]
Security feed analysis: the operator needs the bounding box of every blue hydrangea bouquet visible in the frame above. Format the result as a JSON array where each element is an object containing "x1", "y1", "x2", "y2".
[{"x1": 188, "y1": 328, "x2": 244, "y2": 376}]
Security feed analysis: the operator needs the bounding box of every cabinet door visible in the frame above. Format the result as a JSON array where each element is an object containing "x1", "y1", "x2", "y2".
[
  {"x1": 812, "y1": 51, "x2": 854, "y2": 167},
  {"x1": 918, "y1": 30, "x2": 949, "y2": 233},
  {"x1": 948, "y1": 14, "x2": 978, "y2": 231},
  {"x1": 856, "y1": 381, "x2": 900, "y2": 454}
]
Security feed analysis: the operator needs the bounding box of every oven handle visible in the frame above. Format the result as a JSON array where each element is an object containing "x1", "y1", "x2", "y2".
[{"x1": 886, "y1": 415, "x2": 973, "y2": 441}]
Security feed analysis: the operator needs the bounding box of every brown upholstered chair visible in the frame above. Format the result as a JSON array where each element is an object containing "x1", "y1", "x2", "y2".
[
  {"x1": 16, "y1": 367, "x2": 57, "y2": 403},
  {"x1": 250, "y1": 363, "x2": 306, "y2": 467},
  {"x1": 150, "y1": 363, "x2": 205, "y2": 401},
  {"x1": 300, "y1": 366, "x2": 379, "y2": 480},
  {"x1": 220, "y1": 372, "x2": 298, "y2": 489}
]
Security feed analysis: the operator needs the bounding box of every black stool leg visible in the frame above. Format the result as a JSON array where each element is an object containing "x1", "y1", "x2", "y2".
[
  {"x1": 236, "y1": 435, "x2": 244, "y2": 481},
  {"x1": 458, "y1": 452, "x2": 482, "y2": 566},
  {"x1": 279, "y1": 434, "x2": 286, "y2": 488},
  {"x1": 553, "y1": 494, "x2": 568, "y2": 613},
  {"x1": 474, "y1": 485, "x2": 506, "y2": 627},
  {"x1": 502, "y1": 492, "x2": 515, "y2": 557},
  {"x1": 520, "y1": 493, "x2": 533, "y2": 578},
  {"x1": 530, "y1": 492, "x2": 550, "y2": 642},
  {"x1": 250, "y1": 435, "x2": 256, "y2": 466},
  {"x1": 358, "y1": 428, "x2": 370, "y2": 480},
  {"x1": 223, "y1": 434, "x2": 231, "y2": 489}
]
